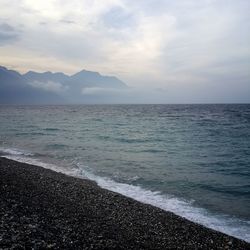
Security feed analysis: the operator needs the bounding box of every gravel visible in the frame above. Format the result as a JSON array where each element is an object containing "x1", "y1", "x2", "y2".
[{"x1": 0, "y1": 157, "x2": 249, "y2": 249}]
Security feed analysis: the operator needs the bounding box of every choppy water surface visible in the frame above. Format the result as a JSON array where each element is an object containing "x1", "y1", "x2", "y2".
[{"x1": 0, "y1": 104, "x2": 249, "y2": 241}]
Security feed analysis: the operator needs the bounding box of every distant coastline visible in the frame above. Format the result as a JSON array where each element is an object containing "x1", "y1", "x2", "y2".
[{"x1": 0, "y1": 65, "x2": 127, "y2": 105}]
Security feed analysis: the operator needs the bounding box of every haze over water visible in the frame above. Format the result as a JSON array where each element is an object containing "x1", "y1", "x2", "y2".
[{"x1": 0, "y1": 104, "x2": 249, "y2": 242}]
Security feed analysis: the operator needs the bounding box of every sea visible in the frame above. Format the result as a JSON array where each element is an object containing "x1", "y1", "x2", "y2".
[{"x1": 0, "y1": 104, "x2": 249, "y2": 242}]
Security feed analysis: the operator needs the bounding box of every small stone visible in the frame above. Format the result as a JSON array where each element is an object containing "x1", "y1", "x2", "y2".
[{"x1": 47, "y1": 243, "x2": 56, "y2": 248}]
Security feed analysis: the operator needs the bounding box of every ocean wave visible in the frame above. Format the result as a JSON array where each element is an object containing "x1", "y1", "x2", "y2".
[
  {"x1": 2, "y1": 154, "x2": 82, "y2": 178},
  {"x1": 15, "y1": 132, "x2": 46, "y2": 136},
  {"x1": 75, "y1": 165, "x2": 249, "y2": 243},
  {"x1": 45, "y1": 143, "x2": 70, "y2": 149},
  {"x1": 76, "y1": 163, "x2": 250, "y2": 242},
  {"x1": 114, "y1": 137, "x2": 164, "y2": 144},
  {"x1": 43, "y1": 128, "x2": 60, "y2": 131},
  {"x1": 0, "y1": 147, "x2": 34, "y2": 156},
  {"x1": 139, "y1": 149, "x2": 166, "y2": 153}
]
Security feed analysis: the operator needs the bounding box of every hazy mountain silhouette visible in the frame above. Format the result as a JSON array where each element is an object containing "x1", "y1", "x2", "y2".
[
  {"x1": 24, "y1": 71, "x2": 69, "y2": 84},
  {"x1": 69, "y1": 69, "x2": 126, "y2": 89},
  {"x1": 0, "y1": 66, "x2": 127, "y2": 104},
  {"x1": 0, "y1": 66, "x2": 64, "y2": 104},
  {"x1": 23, "y1": 69, "x2": 126, "y2": 89}
]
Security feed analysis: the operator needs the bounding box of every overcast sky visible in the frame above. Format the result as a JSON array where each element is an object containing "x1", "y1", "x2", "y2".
[{"x1": 0, "y1": 0, "x2": 249, "y2": 103}]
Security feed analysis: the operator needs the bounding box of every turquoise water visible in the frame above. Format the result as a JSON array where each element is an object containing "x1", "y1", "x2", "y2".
[{"x1": 0, "y1": 104, "x2": 249, "y2": 241}]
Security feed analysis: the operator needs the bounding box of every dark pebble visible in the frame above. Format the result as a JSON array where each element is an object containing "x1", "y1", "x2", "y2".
[{"x1": 0, "y1": 157, "x2": 249, "y2": 249}]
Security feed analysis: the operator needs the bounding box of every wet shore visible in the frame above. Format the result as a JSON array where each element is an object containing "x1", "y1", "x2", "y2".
[{"x1": 0, "y1": 157, "x2": 249, "y2": 249}]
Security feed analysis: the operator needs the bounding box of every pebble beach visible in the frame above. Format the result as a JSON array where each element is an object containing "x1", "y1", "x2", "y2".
[{"x1": 0, "y1": 157, "x2": 249, "y2": 249}]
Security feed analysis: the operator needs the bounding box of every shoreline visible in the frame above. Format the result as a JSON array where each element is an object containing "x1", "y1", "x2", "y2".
[{"x1": 1, "y1": 157, "x2": 249, "y2": 249}]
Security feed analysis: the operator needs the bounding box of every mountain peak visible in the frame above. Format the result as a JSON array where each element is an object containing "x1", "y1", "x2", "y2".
[
  {"x1": 71, "y1": 69, "x2": 101, "y2": 78},
  {"x1": 69, "y1": 69, "x2": 126, "y2": 89},
  {"x1": 0, "y1": 66, "x2": 8, "y2": 71}
]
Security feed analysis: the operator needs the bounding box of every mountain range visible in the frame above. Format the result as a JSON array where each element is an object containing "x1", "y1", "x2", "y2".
[{"x1": 0, "y1": 66, "x2": 127, "y2": 104}]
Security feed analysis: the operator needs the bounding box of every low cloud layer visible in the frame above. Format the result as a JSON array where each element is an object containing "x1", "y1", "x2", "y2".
[
  {"x1": 0, "y1": 0, "x2": 249, "y2": 103},
  {"x1": 28, "y1": 80, "x2": 68, "y2": 93}
]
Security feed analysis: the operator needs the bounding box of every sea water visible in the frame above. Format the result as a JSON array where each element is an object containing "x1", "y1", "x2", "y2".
[{"x1": 0, "y1": 104, "x2": 249, "y2": 241}]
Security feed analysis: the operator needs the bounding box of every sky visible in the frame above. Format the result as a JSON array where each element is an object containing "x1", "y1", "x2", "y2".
[{"x1": 0, "y1": 0, "x2": 250, "y2": 103}]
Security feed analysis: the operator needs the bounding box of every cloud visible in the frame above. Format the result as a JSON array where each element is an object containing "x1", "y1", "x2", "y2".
[
  {"x1": 59, "y1": 19, "x2": 76, "y2": 24},
  {"x1": 0, "y1": 23, "x2": 20, "y2": 45},
  {"x1": 80, "y1": 86, "x2": 171, "y2": 104},
  {"x1": 27, "y1": 80, "x2": 68, "y2": 93},
  {"x1": 101, "y1": 6, "x2": 135, "y2": 29},
  {"x1": 81, "y1": 87, "x2": 122, "y2": 95},
  {"x1": 0, "y1": 23, "x2": 15, "y2": 32}
]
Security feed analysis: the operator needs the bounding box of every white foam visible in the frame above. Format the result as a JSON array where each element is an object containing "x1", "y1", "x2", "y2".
[
  {"x1": 2, "y1": 154, "x2": 84, "y2": 178},
  {"x1": 1, "y1": 149, "x2": 249, "y2": 243},
  {"x1": 0, "y1": 147, "x2": 33, "y2": 156},
  {"x1": 78, "y1": 165, "x2": 250, "y2": 243}
]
